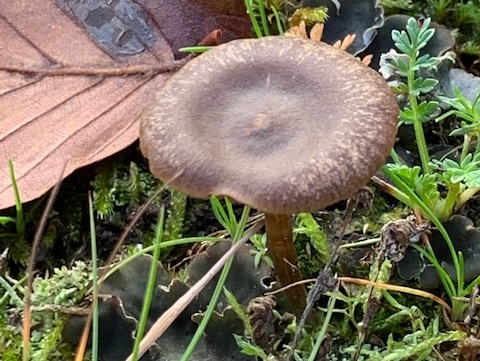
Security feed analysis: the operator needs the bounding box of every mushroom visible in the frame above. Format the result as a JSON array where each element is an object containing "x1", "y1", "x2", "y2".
[{"x1": 140, "y1": 36, "x2": 399, "y2": 313}]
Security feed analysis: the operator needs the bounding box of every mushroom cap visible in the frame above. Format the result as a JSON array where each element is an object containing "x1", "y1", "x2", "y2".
[{"x1": 140, "y1": 36, "x2": 398, "y2": 214}]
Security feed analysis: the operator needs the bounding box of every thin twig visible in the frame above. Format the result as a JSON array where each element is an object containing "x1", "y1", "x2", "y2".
[
  {"x1": 23, "y1": 161, "x2": 67, "y2": 361},
  {"x1": 1, "y1": 58, "x2": 189, "y2": 77},
  {"x1": 287, "y1": 195, "x2": 360, "y2": 361},
  {"x1": 266, "y1": 277, "x2": 451, "y2": 313}
]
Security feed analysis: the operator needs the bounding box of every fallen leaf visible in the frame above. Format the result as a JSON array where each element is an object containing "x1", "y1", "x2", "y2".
[
  {"x1": 137, "y1": 0, "x2": 252, "y2": 58},
  {"x1": 0, "y1": 0, "x2": 251, "y2": 208}
]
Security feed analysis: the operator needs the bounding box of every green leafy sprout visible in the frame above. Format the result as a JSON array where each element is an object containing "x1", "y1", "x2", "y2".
[{"x1": 383, "y1": 16, "x2": 480, "y2": 320}]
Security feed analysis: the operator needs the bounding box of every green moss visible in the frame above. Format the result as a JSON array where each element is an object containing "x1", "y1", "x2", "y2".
[
  {"x1": 294, "y1": 213, "x2": 328, "y2": 278},
  {"x1": 163, "y1": 187, "x2": 187, "y2": 243},
  {"x1": 92, "y1": 160, "x2": 161, "y2": 221},
  {"x1": 0, "y1": 261, "x2": 90, "y2": 360}
]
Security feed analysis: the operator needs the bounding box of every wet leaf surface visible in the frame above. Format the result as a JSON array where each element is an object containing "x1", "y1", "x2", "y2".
[{"x1": 0, "y1": 0, "x2": 250, "y2": 208}]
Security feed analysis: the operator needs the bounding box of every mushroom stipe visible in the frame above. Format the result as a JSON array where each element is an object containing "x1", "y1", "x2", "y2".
[{"x1": 140, "y1": 36, "x2": 399, "y2": 314}]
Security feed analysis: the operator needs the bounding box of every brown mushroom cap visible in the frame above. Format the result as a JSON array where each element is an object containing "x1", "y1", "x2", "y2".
[{"x1": 140, "y1": 36, "x2": 399, "y2": 214}]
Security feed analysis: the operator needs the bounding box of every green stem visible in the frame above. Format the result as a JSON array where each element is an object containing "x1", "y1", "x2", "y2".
[
  {"x1": 408, "y1": 77, "x2": 431, "y2": 174},
  {"x1": 475, "y1": 134, "x2": 480, "y2": 155},
  {"x1": 371, "y1": 175, "x2": 414, "y2": 210},
  {"x1": 181, "y1": 254, "x2": 235, "y2": 361},
  {"x1": 8, "y1": 160, "x2": 25, "y2": 239},
  {"x1": 439, "y1": 182, "x2": 460, "y2": 222},
  {"x1": 88, "y1": 194, "x2": 99, "y2": 361},
  {"x1": 131, "y1": 206, "x2": 165, "y2": 361},
  {"x1": 307, "y1": 287, "x2": 339, "y2": 361},
  {"x1": 406, "y1": 34, "x2": 431, "y2": 174},
  {"x1": 0, "y1": 276, "x2": 24, "y2": 307},
  {"x1": 257, "y1": 0, "x2": 270, "y2": 36},
  {"x1": 245, "y1": 0, "x2": 263, "y2": 38},
  {"x1": 271, "y1": 6, "x2": 284, "y2": 34},
  {"x1": 455, "y1": 187, "x2": 480, "y2": 212},
  {"x1": 180, "y1": 204, "x2": 251, "y2": 361},
  {"x1": 390, "y1": 148, "x2": 403, "y2": 166},
  {"x1": 460, "y1": 134, "x2": 472, "y2": 162},
  {"x1": 382, "y1": 166, "x2": 459, "y2": 297}
]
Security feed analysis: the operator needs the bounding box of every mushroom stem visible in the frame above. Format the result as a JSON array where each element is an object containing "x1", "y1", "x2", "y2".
[{"x1": 264, "y1": 213, "x2": 307, "y2": 314}]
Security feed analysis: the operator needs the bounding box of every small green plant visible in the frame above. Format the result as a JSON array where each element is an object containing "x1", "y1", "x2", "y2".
[
  {"x1": 387, "y1": 17, "x2": 440, "y2": 174},
  {"x1": 162, "y1": 187, "x2": 187, "y2": 243},
  {"x1": 288, "y1": 6, "x2": 328, "y2": 27},
  {"x1": 427, "y1": 0, "x2": 453, "y2": 23},
  {"x1": 92, "y1": 161, "x2": 160, "y2": 220},
  {"x1": 437, "y1": 87, "x2": 480, "y2": 158},
  {"x1": 385, "y1": 17, "x2": 480, "y2": 222},
  {"x1": 414, "y1": 0, "x2": 480, "y2": 57},
  {"x1": 380, "y1": 0, "x2": 415, "y2": 12},
  {"x1": 294, "y1": 213, "x2": 330, "y2": 278},
  {"x1": 381, "y1": 17, "x2": 480, "y2": 320},
  {"x1": 0, "y1": 161, "x2": 25, "y2": 238},
  {"x1": 226, "y1": 289, "x2": 270, "y2": 360},
  {"x1": 0, "y1": 261, "x2": 91, "y2": 361},
  {"x1": 339, "y1": 314, "x2": 464, "y2": 360},
  {"x1": 249, "y1": 233, "x2": 274, "y2": 268},
  {"x1": 244, "y1": 0, "x2": 288, "y2": 37}
]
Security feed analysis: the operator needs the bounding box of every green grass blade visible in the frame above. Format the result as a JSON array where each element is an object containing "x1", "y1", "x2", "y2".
[
  {"x1": 180, "y1": 203, "x2": 250, "y2": 361},
  {"x1": 88, "y1": 192, "x2": 99, "y2": 361},
  {"x1": 308, "y1": 287, "x2": 339, "y2": 361},
  {"x1": 8, "y1": 160, "x2": 25, "y2": 238},
  {"x1": 245, "y1": 0, "x2": 263, "y2": 37},
  {"x1": 382, "y1": 165, "x2": 458, "y2": 297},
  {"x1": 131, "y1": 205, "x2": 166, "y2": 361}
]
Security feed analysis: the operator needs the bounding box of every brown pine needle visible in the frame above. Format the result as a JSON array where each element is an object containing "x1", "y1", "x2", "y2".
[
  {"x1": 266, "y1": 276, "x2": 451, "y2": 313},
  {"x1": 338, "y1": 277, "x2": 451, "y2": 313}
]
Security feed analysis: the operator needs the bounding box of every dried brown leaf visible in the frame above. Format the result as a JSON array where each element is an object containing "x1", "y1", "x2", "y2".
[
  {"x1": 0, "y1": 0, "x2": 250, "y2": 208},
  {"x1": 138, "y1": 0, "x2": 252, "y2": 57}
]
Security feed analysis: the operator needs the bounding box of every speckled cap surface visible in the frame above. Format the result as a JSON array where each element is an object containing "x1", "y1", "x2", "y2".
[{"x1": 140, "y1": 36, "x2": 399, "y2": 214}]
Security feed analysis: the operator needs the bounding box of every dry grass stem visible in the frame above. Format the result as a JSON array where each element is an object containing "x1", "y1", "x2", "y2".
[
  {"x1": 265, "y1": 276, "x2": 452, "y2": 313},
  {"x1": 23, "y1": 162, "x2": 67, "y2": 361}
]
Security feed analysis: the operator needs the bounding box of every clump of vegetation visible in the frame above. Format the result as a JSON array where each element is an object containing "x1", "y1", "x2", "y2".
[
  {"x1": 426, "y1": 0, "x2": 480, "y2": 57},
  {"x1": 0, "y1": 261, "x2": 91, "y2": 361},
  {"x1": 383, "y1": 0, "x2": 480, "y2": 60},
  {"x1": 92, "y1": 160, "x2": 160, "y2": 220},
  {"x1": 2, "y1": 1, "x2": 480, "y2": 360}
]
